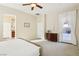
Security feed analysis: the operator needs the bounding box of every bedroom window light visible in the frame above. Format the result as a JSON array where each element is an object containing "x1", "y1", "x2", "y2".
[{"x1": 62, "y1": 22, "x2": 71, "y2": 41}]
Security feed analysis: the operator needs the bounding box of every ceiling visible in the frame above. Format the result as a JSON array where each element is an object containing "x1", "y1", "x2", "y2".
[{"x1": 0, "y1": 3, "x2": 79, "y2": 15}]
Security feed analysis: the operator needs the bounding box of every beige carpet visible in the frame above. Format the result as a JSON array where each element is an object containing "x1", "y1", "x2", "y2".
[{"x1": 34, "y1": 40, "x2": 79, "y2": 56}]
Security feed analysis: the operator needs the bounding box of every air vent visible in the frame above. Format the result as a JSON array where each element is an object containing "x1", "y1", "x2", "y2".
[{"x1": 35, "y1": 13, "x2": 40, "y2": 15}]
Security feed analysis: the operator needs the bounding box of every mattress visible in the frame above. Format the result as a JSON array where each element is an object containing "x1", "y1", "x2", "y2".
[{"x1": 0, "y1": 38, "x2": 40, "y2": 56}]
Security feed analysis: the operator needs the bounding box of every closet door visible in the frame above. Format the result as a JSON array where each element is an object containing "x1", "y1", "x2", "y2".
[{"x1": 58, "y1": 10, "x2": 77, "y2": 45}]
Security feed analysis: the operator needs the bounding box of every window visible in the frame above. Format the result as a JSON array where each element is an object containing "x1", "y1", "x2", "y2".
[{"x1": 59, "y1": 10, "x2": 77, "y2": 45}]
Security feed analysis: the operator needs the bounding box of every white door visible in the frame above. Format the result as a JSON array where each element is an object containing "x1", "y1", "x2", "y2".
[
  {"x1": 37, "y1": 22, "x2": 44, "y2": 39},
  {"x1": 36, "y1": 15, "x2": 45, "y2": 40},
  {"x1": 3, "y1": 22, "x2": 11, "y2": 38}
]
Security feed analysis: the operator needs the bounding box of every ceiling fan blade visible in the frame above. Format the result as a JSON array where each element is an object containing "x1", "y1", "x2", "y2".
[
  {"x1": 36, "y1": 4, "x2": 43, "y2": 9},
  {"x1": 31, "y1": 7, "x2": 34, "y2": 10},
  {"x1": 22, "y1": 3, "x2": 31, "y2": 6}
]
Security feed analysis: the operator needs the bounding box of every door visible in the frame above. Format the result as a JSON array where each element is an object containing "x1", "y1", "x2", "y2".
[{"x1": 3, "y1": 22, "x2": 11, "y2": 38}]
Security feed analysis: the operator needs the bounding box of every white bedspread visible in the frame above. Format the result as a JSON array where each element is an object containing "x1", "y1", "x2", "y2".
[
  {"x1": 34, "y1": 40, "x2": 79, "y2": 56},
  {"x1": 0, "y1": 39, "x2": 40, "y2": 56}
]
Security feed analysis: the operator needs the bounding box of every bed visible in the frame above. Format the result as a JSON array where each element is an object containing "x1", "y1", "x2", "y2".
[
  {"x1": 0, "y1": 38, "x2": 40, "y2": 56},
  {"x1": 34, "y1": 40, "x2": 79, "y2": 56}
]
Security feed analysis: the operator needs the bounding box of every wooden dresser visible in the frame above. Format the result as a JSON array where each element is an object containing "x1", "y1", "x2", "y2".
[
  {"x1": 11, "y1": 30, "x2": 15, "y2": 38},
  {"x1": 45, "y1": 33, "x2": 58, "y2": 42}
]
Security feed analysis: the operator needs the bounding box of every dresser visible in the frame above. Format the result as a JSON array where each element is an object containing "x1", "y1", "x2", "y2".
[
  {"x1": 45, "y1": 33, "x2": 58, "y2": 42},
  {"x1": 11, "y1": 30, "x2": 15, "y2": 38}
]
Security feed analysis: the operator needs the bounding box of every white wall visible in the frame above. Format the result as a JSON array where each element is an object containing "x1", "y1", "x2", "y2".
[
  {"x1": 0, "y1": 5, "x2": 37, "y2": 40},
  {"x1": 46, "y1": 13, "x2": 58, "y2": 33},
  {"x1": 16, "y1": 13, "x2": 37, "y2": 40}
]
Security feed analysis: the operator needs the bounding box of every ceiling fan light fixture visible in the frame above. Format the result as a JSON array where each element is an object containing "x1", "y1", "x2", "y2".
[
  {"x1": 31, "y1": 3, "x2": 36, "y2": 7},
  {"x1": 22, "y1": 3, "x2": 43, "y2": 10}
]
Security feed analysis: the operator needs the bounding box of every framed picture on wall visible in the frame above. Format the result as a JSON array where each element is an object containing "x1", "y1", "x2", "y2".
[{"x1": 24, "y1": 23, "x2": 30, "y2": 28}]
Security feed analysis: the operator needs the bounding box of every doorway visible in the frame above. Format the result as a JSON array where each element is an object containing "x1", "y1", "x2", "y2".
[{"x1": 3, "y1": 15, "x2": 16, "y2": 39}]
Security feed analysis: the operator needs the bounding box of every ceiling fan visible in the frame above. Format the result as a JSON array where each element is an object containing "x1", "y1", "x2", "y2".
[{"x1": 22, "y1": 3, "x2": 43, "y2": 10}]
